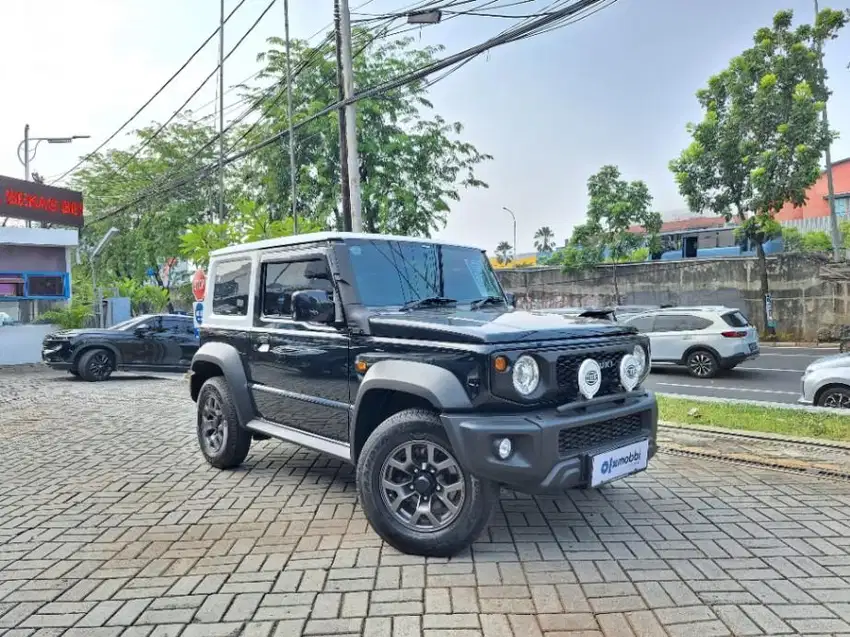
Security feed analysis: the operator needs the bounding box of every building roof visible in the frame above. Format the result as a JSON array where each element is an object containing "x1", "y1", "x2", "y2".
[
  {"x1": 628, "y1": 215, "x2": 729, "y2": 234},
  {"x1": 210, "y1": 231, "x2": 481, "y2": 258}
]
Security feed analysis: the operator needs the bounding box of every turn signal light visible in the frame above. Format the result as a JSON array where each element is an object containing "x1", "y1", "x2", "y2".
[
  {"x1": 721, "y1": 330, "x2": 747, "y2": 338},
  {"x1": 355, "y1": 360, "x2": 369, "y2": 373},
  {"x1": 493, "y1": 355, "x2": 508, "y2": 372}
]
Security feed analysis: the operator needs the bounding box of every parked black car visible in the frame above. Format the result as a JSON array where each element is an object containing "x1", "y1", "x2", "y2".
[
  {"x1": 42, "y1": 314, "x2": 198, "y2": 381},
  {"x1": 189, "y1": 233, "x2": 658, "y2": 557}
]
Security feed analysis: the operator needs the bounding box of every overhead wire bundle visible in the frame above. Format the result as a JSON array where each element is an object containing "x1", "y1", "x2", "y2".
[{"x1": 84, "y1": 0, "x2": 618, "y2": 226}]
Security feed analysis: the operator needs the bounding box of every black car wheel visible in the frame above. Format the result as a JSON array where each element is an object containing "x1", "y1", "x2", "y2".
[
  {"x1": 817, "y1": 386, "x2": 850, "y2": 409},
  {"x1": 686, "y1": 349, "x2": 718, "y2": 379},
  {"x1": 78, "y1": 349, "x2": 114, "y2": 382},
  {"x1": 197, "y1": 377, "x2": 252, "y2": 469},
  {"x1": 356, "y1": 408, "x2": 497, "y2": 557}
]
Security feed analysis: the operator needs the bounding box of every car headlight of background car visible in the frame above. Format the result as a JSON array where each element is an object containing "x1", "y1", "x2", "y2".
[{"x1": 512, "y1": 354, "x2": 540, "y2": 396}]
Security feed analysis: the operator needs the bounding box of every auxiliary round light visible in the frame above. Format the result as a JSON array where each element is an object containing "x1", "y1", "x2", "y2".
[
  {"x1": 496, "y1": 438, "x2": 513, "y2": 460},
  {"x1": 633, "y1": 344, "x2": 650, "y2": 378},
  {"x1": 511, "y1": 355, "x2": 540, "y2": 396},
  {"x1": 619, "y1": 353, "x2": 641, "y2": 392}
]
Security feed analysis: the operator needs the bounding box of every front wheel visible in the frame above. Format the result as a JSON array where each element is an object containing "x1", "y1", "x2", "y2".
[
  {"x1": 817, "y1": 386, "x2": 850, "y2": 409},
  {"x1": 356, "y1": 409, "x2": 497, "y2": 557},
  {"x1": 686, "y1": 349, "x2": 718, "y2": 379},
  {"x1": 77, "y1": 348, "x2": 114, "y2": 382},
  {"x1": 197, "y1": 377, "x2": 252, "y2": 469}
]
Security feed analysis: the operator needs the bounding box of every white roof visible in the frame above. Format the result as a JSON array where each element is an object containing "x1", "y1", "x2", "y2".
[
  {"x1": 0, "y1": 226, "x2": 78, "y2": 248},
  {"x1": 210, "y1": 231, "x2": 482, "y2": 257}
]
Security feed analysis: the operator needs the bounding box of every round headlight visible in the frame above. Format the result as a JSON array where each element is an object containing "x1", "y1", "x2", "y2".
[
  {"x1": 633, "y1": 344, "x2": 649, "y2": 378},
  {"x1": 512, "y1": 355, "x2": 540, "y2": 396}
]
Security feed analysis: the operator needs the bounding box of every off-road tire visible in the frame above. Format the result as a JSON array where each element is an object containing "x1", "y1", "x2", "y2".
[
  {"x1": 686, "y1": 349, "x2": 718, "y2": 379},
  {"x1": 197, "y1": 376, "x2": 252, "y2": 469},
  {"x1": 357, "y1": 408, "x2": 497, "y2": 557},
  {"x1": 77, "y1": 348, "x2": 114, "y2": 382}
]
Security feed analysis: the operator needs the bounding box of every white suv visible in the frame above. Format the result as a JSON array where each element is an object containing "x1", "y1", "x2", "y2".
[{"x1": 621, "y1": 307, "x2": 759, "y2": 378}]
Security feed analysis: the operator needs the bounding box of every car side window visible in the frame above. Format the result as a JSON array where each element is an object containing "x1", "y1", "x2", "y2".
[
  {"x1": 626, "y1": 316, "x2": 655, "y2": 333},
  {"x1": 162, "y1": 317, "x2": 192, "y2": 334},
  {"x1": 681, "y1": 316, "x2": 713, "y2": 330},
  {"x1": 262, "y1": 258, "x2": 334, "y2": 318},
  {"x1": 212, "y1": 259, "x2": 251, "y2": 316},
  {"x1": 653, "y1": 315, "x2": 689, "y2": 332}
]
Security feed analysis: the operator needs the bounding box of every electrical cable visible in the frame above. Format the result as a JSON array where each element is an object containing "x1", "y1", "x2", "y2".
[{"x1": 49, "y1": 0, "x2": 251, "y2": 185}]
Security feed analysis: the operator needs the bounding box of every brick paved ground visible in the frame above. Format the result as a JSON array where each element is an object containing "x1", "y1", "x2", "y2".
[{"x1": 2, "y1": 368, "x2": 850, "y2": 636}]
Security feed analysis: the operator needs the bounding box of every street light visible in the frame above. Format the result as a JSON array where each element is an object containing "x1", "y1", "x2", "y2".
[
  {"x1": 502, "y1": 206, "x2": 518, "y2": 267},
  {"x1": 18, "y1": 124, "x2": 90, "y2": 182},
  {"x1": 91, "y1": 227, "x2": 120, "y2": 328}
]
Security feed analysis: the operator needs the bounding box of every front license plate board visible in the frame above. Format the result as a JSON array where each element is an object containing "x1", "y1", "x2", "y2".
[{"x1": 591, "y1": 439, "x2": 650, "y2": 487}]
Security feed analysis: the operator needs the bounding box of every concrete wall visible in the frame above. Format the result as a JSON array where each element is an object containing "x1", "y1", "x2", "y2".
[
  {"x1": 496, "y1": 253, "x2": 850, "y2": 339},
  {"x1": 0, "y1": 324, "x2": 55, "y2": 365}
]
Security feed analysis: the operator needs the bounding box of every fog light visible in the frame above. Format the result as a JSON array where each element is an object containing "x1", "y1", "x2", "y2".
[{"x1": 496, "y1": 438, "x2": 512, "y2": 460}]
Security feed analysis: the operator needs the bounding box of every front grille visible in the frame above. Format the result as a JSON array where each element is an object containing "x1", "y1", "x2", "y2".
[
  {"x1": 556, "y1": 350, "x2": 626, "y2": 401},
  {"x1": 557, "y1": 413, "x2": 645, "y2": 456}
]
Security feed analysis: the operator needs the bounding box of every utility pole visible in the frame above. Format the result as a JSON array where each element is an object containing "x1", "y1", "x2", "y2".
[
  {"x1": 334, "y1": 0, "x2": 352, "y2": 231},
  {"x1": 218, "y1": 0, "x2": 226, "y2": 224},
  {"x1": 337, "y1": 0, "x2": 363, "y2": 232},
  {"x1": 283, "y1": 0, "x2": 298, "y2": 232},
  {"x1": 815, "y1": 0, "x2": 841, "y2": 260}
]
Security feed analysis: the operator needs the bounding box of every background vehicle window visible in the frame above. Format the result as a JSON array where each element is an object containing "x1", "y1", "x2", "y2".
[
  {"x1": 625, "y1": 316, "x2": 655, "y2": 332},
  {"x1": 262, "y1": 259, "x2": 334, "y2": 318},
  {"x1": 212, "y1": 259, "x2": 251, "y2": 316},
  {"x1": 653, "y1": 315, "x2": 693, "y2": 332},
  {"x1": 162, "y1": 317, "x2": 193, "y2": 334},
  {"x1": 721, "y1": 311, "x2": 749, "y2": 328},
  {"x1": 678, "y1": 315, "x2": 713, "y2": 330}
]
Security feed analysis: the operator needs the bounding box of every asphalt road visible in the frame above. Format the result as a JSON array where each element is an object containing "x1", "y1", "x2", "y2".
[{"x1": 644, "y1": 345, "x2": 841, "y2": 405}]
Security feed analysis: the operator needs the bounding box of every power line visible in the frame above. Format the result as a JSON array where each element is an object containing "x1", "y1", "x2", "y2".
[{"x1": 50, "y1": 0, "x2": 251, "y2": 186}]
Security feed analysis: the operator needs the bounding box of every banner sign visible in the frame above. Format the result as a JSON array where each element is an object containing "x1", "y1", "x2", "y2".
[{"x1": 0, "y1": 174, "x2": 84, "y2": 228}]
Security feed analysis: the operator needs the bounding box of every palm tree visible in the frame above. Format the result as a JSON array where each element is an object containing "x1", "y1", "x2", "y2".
[
  {"x1": 495, "y1": 241, "x2": 512, "y2": 265},
  {"x1": 534, "y1": 226, "x2": 555, "y2": 253}
]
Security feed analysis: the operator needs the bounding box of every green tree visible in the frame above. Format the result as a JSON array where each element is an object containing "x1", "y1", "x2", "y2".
[
  {"x1": 495, "y1": 241, "x2": 513, "y2": 265},
  {"x1": 533, "y1": 226, "x2": 555, "y2": 253},
  {"x1": 670, "y1": 8, "x2": 847, "y2": 333},
  {"x1": 564, "y1": 166, "x2": 661, "y2": 303},
  {"x1": 240, "y1": 32, "x2": 491, "y2": 235}
]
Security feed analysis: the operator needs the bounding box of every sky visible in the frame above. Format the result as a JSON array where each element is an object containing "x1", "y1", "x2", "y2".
[{"x1": 2, "y1": 0, "x2": 849, "y2": 255}]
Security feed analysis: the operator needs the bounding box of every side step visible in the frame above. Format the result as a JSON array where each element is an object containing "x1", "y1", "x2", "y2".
[{"x1": 245, "y1": 418, "x2": 352, "y2": 462}]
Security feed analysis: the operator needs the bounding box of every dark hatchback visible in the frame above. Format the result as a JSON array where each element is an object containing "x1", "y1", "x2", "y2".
[{"x1": 42, "y1": 313, "x2": 199, "y2": 381}]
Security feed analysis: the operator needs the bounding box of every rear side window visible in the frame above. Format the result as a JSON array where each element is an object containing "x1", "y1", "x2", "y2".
[
  {"x1": 721, "y1": 311, "x2": 749, "y2": 327},
  {"x1": 626, "y1": 316, "x2": 655, "y2": 332},
  {"x1": 680, "y1": 315, "x2": 713, "y2": 330},
  {"x1": 262, "y1": 259, "x2": 334, "y2": 318},
  {"x1": 212, "y1": 259, "x2": 252, "y2": 316},
  {"x1": 652, "y1": 314, "x2": 711, "y2": 332}
]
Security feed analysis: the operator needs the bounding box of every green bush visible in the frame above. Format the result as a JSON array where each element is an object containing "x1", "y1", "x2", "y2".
[
  {"x1": 781, "y1": 227, "x2": 803, "y2": 252},
  {"x1": 802, "y1": 230, "x2": 832, "y2": 253},
  {"x1": 39, "y1": 304, "x2": 93, "y2": 330}
]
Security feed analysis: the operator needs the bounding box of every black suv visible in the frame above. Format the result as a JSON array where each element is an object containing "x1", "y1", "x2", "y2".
[{"x1": 189, "y1": 233, "x2": 657, "y2": 556}]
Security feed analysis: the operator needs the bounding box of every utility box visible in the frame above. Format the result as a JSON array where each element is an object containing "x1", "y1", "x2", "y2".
[{"x1": 102, "y1": 297, "x2": 131, "y2": 327}]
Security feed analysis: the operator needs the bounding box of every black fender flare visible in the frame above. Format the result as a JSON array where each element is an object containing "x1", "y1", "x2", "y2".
[
  {"x1": 191, "y1": 342, "x2": 254, "y2": 427},
  {"x1": 350, "y1": 359, "x2": 474, "y2": 450}
]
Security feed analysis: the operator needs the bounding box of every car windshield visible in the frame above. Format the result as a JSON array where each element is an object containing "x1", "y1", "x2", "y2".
[
  {"x1": 109, "y1": 316, "x2": 149, "y2": 331},
  {"x1": 345, "y1": 239, "x2": 504, "y2": 308}
]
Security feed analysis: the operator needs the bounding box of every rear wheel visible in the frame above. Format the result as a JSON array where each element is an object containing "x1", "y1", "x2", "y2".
[
  {"x1": 197, "y1": 377, "x2": 252, "y2": 469},
  {"x1": 356, "y1": 408, "x2": 497, "y2": 557},
  {"x1": 78, "y1": 349, "x2": 114, "y2": 382},
  {"x1": 817, "y1": 386, "x2": 850, "y2": 409},
  {"x1": 685, "y1": 349, "x2": 718, "y2": 379}
]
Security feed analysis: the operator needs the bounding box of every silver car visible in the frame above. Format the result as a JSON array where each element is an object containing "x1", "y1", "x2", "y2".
[{"x1": 799, "y1": 353, "x2": 850, "y2": 408}]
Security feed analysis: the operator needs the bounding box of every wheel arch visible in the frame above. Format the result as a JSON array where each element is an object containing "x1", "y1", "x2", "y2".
[
  {"x1": 680, "y1": 344, "x2": 721, "y2": 365},
  {"x1": 350, "y1": 360, "x2": 473, "y2": 462},
  {"x1": 190, "y1": 342, "x2": 254, "y2": 427}
]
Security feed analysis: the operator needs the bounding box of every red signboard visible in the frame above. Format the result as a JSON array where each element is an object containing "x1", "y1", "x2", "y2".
[
  {"x1": 0, "y1": 174, "x2": 84, "y2": 228},
  {"x1": 192, "y1": 269, "x2": 207, "y2": 302}
]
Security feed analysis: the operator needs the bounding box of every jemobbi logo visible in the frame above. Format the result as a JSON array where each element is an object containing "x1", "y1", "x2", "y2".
[{"x1": 600, "y1": 449, "x2": 642, "y2": 475}]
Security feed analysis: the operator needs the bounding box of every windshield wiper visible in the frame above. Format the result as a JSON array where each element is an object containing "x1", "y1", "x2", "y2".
[
  {"x1": 400, "y1": 296, "x2": 457, "y2": 311},
  {"x1": 470, "y1": 296, "x2": 506, "y2": 310}
]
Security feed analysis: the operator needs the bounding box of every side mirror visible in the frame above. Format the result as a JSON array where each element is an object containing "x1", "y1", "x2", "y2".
[
  {"x1": 134, "y1": 325, "x2": 150, "y2": 337},
  {"x1": 505, "y1": 292, "x2": 517, "y2": 308},
  {"x1": 292, "y1": 289, "x2": 335, "y2": 324}
]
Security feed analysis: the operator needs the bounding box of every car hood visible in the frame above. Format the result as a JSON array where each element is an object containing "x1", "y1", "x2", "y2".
[
  {"x1": 806, "y1": 353, "x2": 850, "y2": 373},
  {"x1": 368, "y1": 308, "x2": 636, "y2": 344},
  {"x1": 45, "y1": 329, "x2": 118, "y2": 340}
]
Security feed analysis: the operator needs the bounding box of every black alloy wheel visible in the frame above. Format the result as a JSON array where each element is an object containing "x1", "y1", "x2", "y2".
[
  {"x1": 196, "y1": 377, "x2": 252, "y2": 469},
  {"x1": 78, "y1": 349, "x2": 114, "y2": 382}
]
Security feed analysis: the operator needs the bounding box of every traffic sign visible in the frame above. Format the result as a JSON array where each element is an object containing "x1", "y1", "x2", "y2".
[
  {"x1": 191, "y1": 268, "x2": 207, "y2": 302},
  {"x1": 193, "y1": 301, "x2": 204, "y2": 340}
]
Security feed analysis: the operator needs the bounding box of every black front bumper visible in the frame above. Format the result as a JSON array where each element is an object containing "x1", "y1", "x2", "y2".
[
  {"x1": 441, "y1": 391, "x2": 658, "y2": 494},
  {"x1": 41, "y1": 342, "x2": 74, "y2": 370}
]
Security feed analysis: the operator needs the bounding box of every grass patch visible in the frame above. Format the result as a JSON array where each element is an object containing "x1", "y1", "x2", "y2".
[{"x1": 657, "y1": 396, "x2": 850, "y2": 443}]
